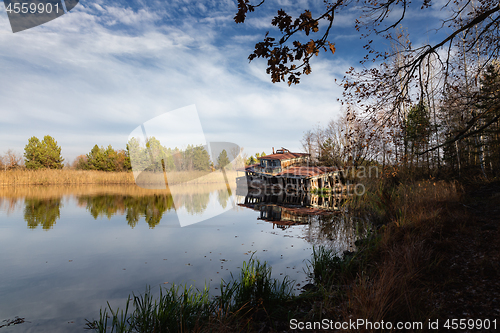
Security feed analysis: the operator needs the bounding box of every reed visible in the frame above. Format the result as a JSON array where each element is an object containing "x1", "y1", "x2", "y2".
[
  {"x1": 305, "y1": 246, "x2": 346, "y2": 286},
  {"x1": 0, "y1": 182, "x2": 236, "y2": 200},
  {"x1": 0, "y1": 169, "x2": 240, "y2": 186},
  {"x1": 326, "y1": 178, "x2": 462, "y2": 328},
  {"x1": 0, "y1": 169, "x2": 134, "y2": 186},
  {"x1": 85, "y1": 255, "x2": 295, "y2": 333}
]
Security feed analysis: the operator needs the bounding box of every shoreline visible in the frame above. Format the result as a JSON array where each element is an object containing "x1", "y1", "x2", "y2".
[{"x1": 85, "y1": 177, "x2": 500, "y2": 331}]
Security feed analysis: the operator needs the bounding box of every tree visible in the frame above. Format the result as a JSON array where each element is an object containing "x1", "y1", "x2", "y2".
[
  {"x1": 73, "y1": 155, "x2": 88, "y2": 170},
  {"x1": 217, "y1": 149, "x2": 231, "y2": 170},
  {"x1": 2, "y1": 149, "x2": 23, "y2": 170},
  {"x1": 235, "y1": 0, "x2": 500, "y2": 148},
  {"x1": 24, "y1": 137, "x2": 43, "y2": 169},
  {"x1": 83, "y1": 145, "x2": 132, "y2": 172},
  {"x1": 86, "y1": 145, "x2": 106, "y2": 171},
  {"x1": 192, "y1": 146, "x2": 211, "y2": 171},
  {"x1": 24, "y1": 135, "x2": 64, "y2": 170},
  {"x1": 405, "y1": 103, "x2": 431, "y2": 169}
]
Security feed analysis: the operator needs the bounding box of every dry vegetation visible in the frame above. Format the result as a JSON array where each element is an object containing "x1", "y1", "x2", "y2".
[
  {"x1": 298, "y1": 177, "x2": 500, "y2": 332},
  {"x1": 341, "y1": 180, "x2": 463, "y2": 326},
  {"x1": 0, "y1": 182, "x2": 234, "y2": 200},
  {"x1": 0, "y1": 169, "x2": 239, "y2": 186}
]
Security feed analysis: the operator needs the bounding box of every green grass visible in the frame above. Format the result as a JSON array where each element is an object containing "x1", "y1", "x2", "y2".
[{"x1": 85, "y1": 255, "x2": 295, "y2": 332}]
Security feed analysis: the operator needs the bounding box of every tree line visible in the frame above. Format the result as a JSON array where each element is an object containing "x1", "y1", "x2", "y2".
[
  {"x1": 0, "y1": 135, "x2": 240, "y2": 172},
  {"x1": 236, "y1": 1, "x2": 500, "y2": 179},
  {"x1": 300, "y1": 61, "x2": 500, "y2": 179}
]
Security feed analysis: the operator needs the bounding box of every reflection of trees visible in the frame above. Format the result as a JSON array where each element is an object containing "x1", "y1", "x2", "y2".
[
  {"x1": 24, "y1": 198, "x2": 62, "y2": 230},
  {"x1": 181, "y1": 193, "x2": 210, "y2": 215},
  {"x1": 304, "y1": 212, "x2": 371, "y2": 254},
  {"x1": 217, "y1": 189, "x2": 230, "y2": 209},
  {"x1": 78, "y1": 195, "x2": 175, "y2": 228}
]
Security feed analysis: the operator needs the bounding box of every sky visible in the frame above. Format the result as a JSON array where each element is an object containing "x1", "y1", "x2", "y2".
[{"x1": 0, "y1": 0, "x2": 450, "y2": 164}]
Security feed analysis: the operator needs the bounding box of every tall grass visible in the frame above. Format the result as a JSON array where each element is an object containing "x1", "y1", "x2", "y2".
[
  {"x1": 305, "y1": 246, "x2": 346, "y2": 286},
  {"x1": 85, "y1": 255, "x2": 294, "y2": 333},
  {"x1": 0, "y1": 169, "x2": 239, "y2": 186},
  {"x1": 0, "y1": 170, "x2": 134, "y2": 186},
  {"x1": 0, "y1": 182, "x2": 236, "y2": 200},
  {"x1": 331, "y1": 178, "x2": 462, "y2": 328},
  {"x1": 219, "y1": 255, "x2": 294, "y2": 316}
]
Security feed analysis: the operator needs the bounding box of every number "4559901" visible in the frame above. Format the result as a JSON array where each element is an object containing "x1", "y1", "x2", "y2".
[
  {"x1": 444, "y1": 319, "x2": 496, "y2": 330},
  {"x1": 6, "y1": 2, "x2": 61, "y2": 15}
]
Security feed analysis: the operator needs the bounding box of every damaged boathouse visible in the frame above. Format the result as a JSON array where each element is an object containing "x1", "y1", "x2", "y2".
[{"x1": 237, "y1": 148, "x2": 344, "y2": 192}]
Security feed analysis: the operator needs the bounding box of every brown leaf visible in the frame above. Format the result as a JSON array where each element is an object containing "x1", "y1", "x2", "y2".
[
  {"x1": 306, "y1": 40, "x2": 315, "y2": 54},
  {"x1": 328, "y1": 42, "x2": 336, "y2": 55}
]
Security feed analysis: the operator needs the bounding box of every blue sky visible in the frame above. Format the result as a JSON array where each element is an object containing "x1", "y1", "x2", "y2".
[{"x1": 0, "y1": 0, "x2": 449, "y2": 164}]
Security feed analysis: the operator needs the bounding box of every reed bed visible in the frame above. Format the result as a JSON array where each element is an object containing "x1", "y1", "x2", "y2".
[
  {"x1": 333, "y1": 179, "x2": 463, "y2": 328},
  {"x1": 85, "y1": 255, "x2": 295, "y2": 333},
  {"x1": 0, "y1": 182, "x2": 235, "y2": 200},
  {"x1": 0, "y1": 169, "x2": 134, "y2": 186},
  {"x1": 0, "y1": 169, "x2": 240, "y2": 186}
]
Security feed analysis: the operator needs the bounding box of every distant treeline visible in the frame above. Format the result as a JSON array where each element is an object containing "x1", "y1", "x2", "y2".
[{"x1": 0, "y1": 135, "x2": 239, "y2": 172}]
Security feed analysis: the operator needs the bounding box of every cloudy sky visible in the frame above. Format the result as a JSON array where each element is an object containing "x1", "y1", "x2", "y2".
[{"x1": 0, "y1": 0, "x2": 448, "y2": 164}]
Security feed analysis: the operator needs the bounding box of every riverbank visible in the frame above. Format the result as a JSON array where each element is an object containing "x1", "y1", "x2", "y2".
[
  {"x1": 84, "y1": 178, "x2": 500, "y2": 332},
  {"x1": 300, "y1": 178, "x2": 499, "y2": 331},
  {"x1": 0, "y1": 169, "x2": 238, "y2": 186}
]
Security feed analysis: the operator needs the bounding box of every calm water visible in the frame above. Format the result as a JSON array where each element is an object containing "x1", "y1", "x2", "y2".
[{"x1": 0, "y1": 186, "x2": 368, "y2": 332}]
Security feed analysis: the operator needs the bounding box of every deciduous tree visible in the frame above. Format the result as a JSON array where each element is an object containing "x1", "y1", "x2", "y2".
[{"x1": 235, "y1": 0, "x2": 500, "y2": 148}]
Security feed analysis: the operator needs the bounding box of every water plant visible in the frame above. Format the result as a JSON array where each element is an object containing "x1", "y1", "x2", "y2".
[
  {"x1": 85, "y1": 255, "x2": 295, "y2": 332},
  {"x1": 304, "y1": 246, "x2": 350, "y2": 286}
]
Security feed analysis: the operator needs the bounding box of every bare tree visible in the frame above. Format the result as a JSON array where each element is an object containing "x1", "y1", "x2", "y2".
[
  {"x1": 235, "y1": 0, "x2": 500, "y2": 149},
  {"x1": 2, "y1": 150, "x2": 23, "y2": 170}
]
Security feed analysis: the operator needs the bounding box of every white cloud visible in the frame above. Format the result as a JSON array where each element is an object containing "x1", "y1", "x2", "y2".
[{"x1": 0, "y1": 1, "x2": 352, "y2": 162}]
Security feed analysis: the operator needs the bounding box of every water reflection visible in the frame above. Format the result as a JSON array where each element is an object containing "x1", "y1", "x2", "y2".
[
  {"x1": 238, "y1": 191, "x2": 345, "y2": 227},
  {"x1": 18, "y1": 189, "x2": 367, "y2": 242},
  {"x1": 19, "y1": 188, "x2": 232, "y2": 230},
  {"x1": 0, "y1": 186, "x2": 372, "y2": 332},
  {"x1": 176, "y1": 192, "x2": 210, "y2": 215},
  {"x1": 77, "y1": 195, "x2": 175, "y2": 228},
  {"x1": 217, "y1": 189, "x2": 230, "y2": 209},
  {"x1": 237, "y1": 191, "x2": 371, "y2": 254},
  {"x1": 24, "y1": 198, "x2": 62, "y2": 230}
]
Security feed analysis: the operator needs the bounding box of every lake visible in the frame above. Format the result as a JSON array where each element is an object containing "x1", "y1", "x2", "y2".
[{"x1": 0, "y1": 184, "x2": 369, "y2": 332}]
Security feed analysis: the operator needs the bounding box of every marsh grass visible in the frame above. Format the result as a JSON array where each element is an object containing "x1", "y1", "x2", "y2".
[
  {"x1": 0, "y1": 182, "x2": 236, "y2": 200},
  {"x1": 0, "y1": 170, "x2": 134, "y2": 186},
  {"x1": 305, "y1": 246, "x2": 347, "y2": 286},
  {"x1": 220, "y1": 255, "x2": 294, "y2": 315},
  {"x1": 85, "y1": 255, "x2": 294, "y2": 333},
  {"x1": 0, "y1": 169, "x2": 239, "y2": 186},
  {"x1": 327, "y1": 178, "x2": 463, "y2": 328}
]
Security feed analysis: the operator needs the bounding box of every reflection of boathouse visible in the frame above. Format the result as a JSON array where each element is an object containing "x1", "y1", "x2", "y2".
[
  {"x1": 237, "y1": 148, "x2": 343, "y2": 192},
  {"x1": 239, "y1": 191, "x2": 345, "y2": 229}
]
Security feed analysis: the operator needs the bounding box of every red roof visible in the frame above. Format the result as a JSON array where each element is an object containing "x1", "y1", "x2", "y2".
[{"x1": 260, "y1": 152, "x2": 309, "y2": 160}]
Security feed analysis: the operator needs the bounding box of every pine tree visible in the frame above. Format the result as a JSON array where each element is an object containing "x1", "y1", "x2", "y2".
[
  {"x1": 24, "y1": 135, "x2": 64, "y2": 170},
  {"x1": 217, "y1": 149, "x2": 230, "y2": 170}
]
